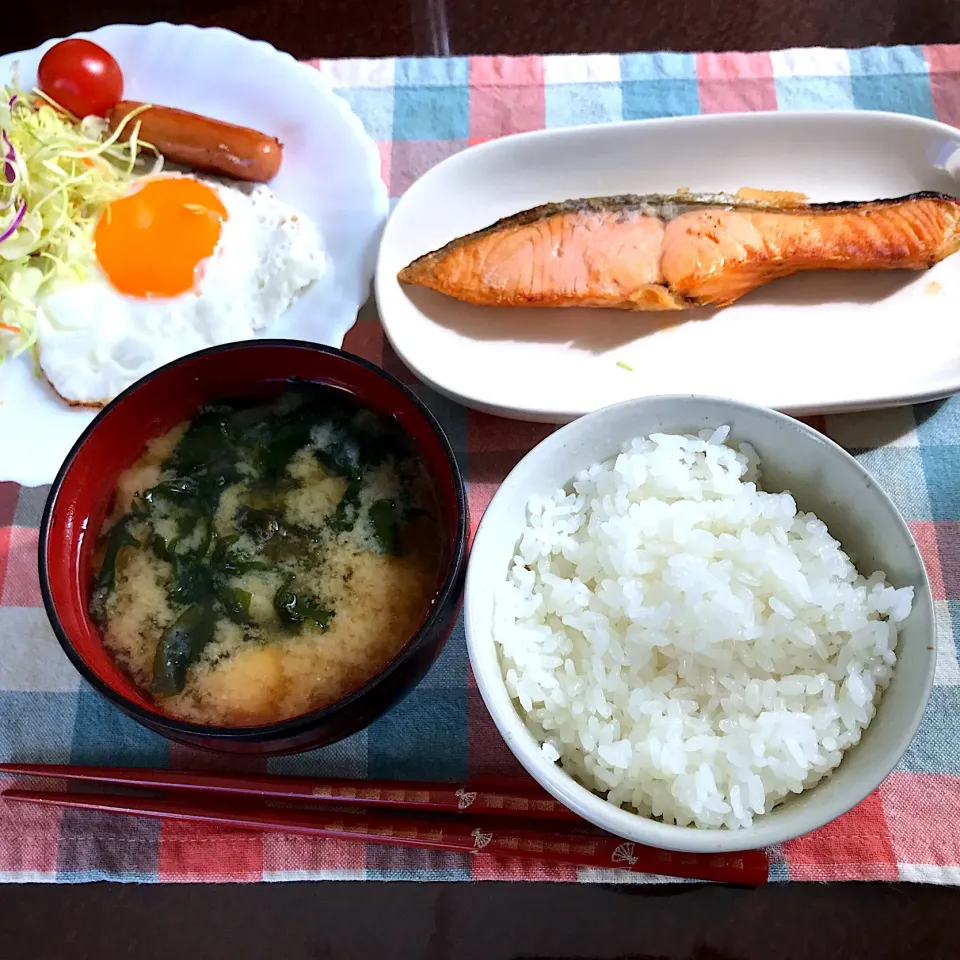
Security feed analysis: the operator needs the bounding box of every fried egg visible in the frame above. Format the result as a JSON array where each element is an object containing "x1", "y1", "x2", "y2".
[{"x1": 37, "y1": 175, "x2": 326, "y2": 406}]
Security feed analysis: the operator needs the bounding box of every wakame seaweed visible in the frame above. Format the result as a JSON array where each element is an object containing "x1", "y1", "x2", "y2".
[
  {"x1": 218, "y1": 584, "x2": 253, "y2": 625},
  {"x1": 152, "y1": 602, "x2": 218, "y2": 696},
  {"x1": 369, "y1": 499, "x2": 400, "y2": 556},
  {"x1": 92, "y1": 383, "x2": 428, "y2": 697},
  {"x1": 89, "y1": 516, "x2": 139, "y2": 623},
  {"x1": 273, "y1": 580, "x2": 334, "y2": 631},
  {"x1": 258, "y1": 415, "x2": 317, "y2": 477}
]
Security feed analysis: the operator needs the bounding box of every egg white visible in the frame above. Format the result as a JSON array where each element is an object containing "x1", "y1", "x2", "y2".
[{"x1": 37, "y1": 176, "x2": 327, "y2": 406}]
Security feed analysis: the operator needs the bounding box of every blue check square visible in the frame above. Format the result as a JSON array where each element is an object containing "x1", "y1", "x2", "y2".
[
  {"x1": 417, "y1": 610, "x2": 468, "y2": 690},
  {"x1": 393, "y1": 85, "x2": 470, "y2": 141},
  {"x1": 620, "y1": 52, "x2": 696, "y2": 81},
  {"x1": 850, "y1": 75, "x2": 936, "y2": 117},
  {"x1": 410, "y1": 384, "x2": 468, "y2": 453},
  {"x1": 69, "y1": 688, "x2": 169, "y2": 767},
  {"x1": 367, "y1": 686, "x2": 467, "y2": 781},
  {"x1": 366, "y1": 843, "x2": 471, "y2": 880},
  {"x1": 775, "y1": 76, "x2": 856, "y2": 110},
  {"x1": 850, "y1": 446, "x2": 932, "y2": 521},
  {"x1": 0, "y1": 691, "x2": 78, "y2": 762},
  {"x1": 897, "y1": 685, "x2": 960, "y2": 774},
  {"x1": 269, "y1": 729, "x2": 369, "y2": 778},
  {"x1": 333, "y1": 87, "x2": 394, "y2": 142},
  {"x1": 848, "y1": 46, "x2": 929, "y2": 76},
  {"x1": 919, "y1": 445, "x2": 960, "y2": 521},
  {"x1": 622, "y1": 79, "x2": 700, "y2": 120},
  {"x1": 56, "y1": 808, "x2": 161, "y2": 882},
  {"x1": 395, "y1": 57, "x2": 469, "y2": 87},
  {"x1": 545, "y1": 83, "x2": 622, "y2": 128},
  {"x1": 916, "y1": 396, "x2": 960, "y2": 446}
]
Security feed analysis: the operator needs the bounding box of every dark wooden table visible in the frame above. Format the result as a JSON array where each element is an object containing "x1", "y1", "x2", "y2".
[
  {"x1": 5, "y1": 6, "x2": 960, "y2": 959},
  {"x1": 9, "y1": 0, "x2": 960, "y2": 59}
]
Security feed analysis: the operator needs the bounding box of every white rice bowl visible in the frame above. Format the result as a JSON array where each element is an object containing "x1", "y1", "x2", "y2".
[{"x1": 492, "y1": 427, "x2": 915, "y2": 831}]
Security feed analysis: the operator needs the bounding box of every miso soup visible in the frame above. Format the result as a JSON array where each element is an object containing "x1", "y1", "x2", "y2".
[{"x1": 90, "y1": 384, "x2": 444, "y2": 726}]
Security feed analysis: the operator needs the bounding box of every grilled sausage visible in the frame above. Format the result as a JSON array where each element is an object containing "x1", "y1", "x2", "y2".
[{"x1": 107, "y1": 101, "x2": 283, "y2": 182}]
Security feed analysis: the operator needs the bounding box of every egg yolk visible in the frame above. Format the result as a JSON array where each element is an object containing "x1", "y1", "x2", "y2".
[{"x1": 94, "y1": 178, "x2": 228, "y2": 298}]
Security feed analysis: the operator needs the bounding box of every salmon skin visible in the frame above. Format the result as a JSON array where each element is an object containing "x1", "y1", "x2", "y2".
[{"x1": 397, "y1": 190, "x2": 960, "y2": 310}]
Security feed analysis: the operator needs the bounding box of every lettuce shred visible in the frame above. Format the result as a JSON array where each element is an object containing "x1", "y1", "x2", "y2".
[{"x1": 0, "y1": 81, "x2": 162, "y2": 360}]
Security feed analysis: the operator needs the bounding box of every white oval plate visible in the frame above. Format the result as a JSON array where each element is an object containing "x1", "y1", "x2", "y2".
[
  {"x1": 377, "y1": 111, "x2": 960, "y2": 423},
  {"x1": 0, "y1": 22, "x2": 387, "y2": 486}
]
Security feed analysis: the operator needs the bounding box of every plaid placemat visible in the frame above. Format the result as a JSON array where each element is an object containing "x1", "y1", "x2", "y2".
[{"x1": 3, "y1": 44, "x2": 960, "y2": 884}]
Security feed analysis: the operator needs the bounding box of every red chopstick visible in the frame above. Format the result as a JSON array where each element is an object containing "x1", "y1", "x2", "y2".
[
  {"x1": 0, "y1": 762, "x2": 579, "y2": 820},
  {"x1": 2, "y1": 788, "x2": 769, "y2": 885}
]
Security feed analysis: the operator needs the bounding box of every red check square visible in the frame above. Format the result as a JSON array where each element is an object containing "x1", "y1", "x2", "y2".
[
  {"x1": 468, "y1": 59, "x2": 545, "y2": 145},
  {"x1": 697, "y1": 53, "x2": 777, "y2": 113},
  {"x1": 911, "y1": 521, "x2": 946, "y2": 600},
  {"x1": 343, "y1": 315, "x2": 385, "y2": 367},
  {"x1": 0, "y1": 794, "x2": 63, "y2": 875},
  {"x1": 784, "y1": 790, "x2": 898, "y2": 880},
  {"x1": 472, "y1": 853, "x2": 577, "y2": 881},
  {"x1": 924, "y1": 46, "x2": 960, "y2": 127},
  {"x1": 1, "y1": 527, "x2": 42, "y2": 607},
  {"x1": 389, "y1": 139, "x2": 466, "y2": 198},
  {"x1": 158, "y1": 820, "x2": 264, "y2": 882},
  {"x1": 264, "y1": 833, "x2": 366, "y2": 875},
  {"x1": 880, "y1": 772, "x2": 960, "y2": 869},
  {"x1": 930, "y1": 521, "x2": 960, "y2": 601}
]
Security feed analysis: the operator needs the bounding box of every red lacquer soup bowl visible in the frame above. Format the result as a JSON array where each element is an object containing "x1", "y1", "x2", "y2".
[{"x1": 39, "y1": 340, "x2": 468, "y2": 755}]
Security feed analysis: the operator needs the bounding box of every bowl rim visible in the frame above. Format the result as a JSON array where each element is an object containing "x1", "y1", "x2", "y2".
[
  {"x1": 464, "y1": 392, "x2": 936, "y2": 853},
  {"x1": 39, "y1": 338, "x2": 468, "y2": 742}
]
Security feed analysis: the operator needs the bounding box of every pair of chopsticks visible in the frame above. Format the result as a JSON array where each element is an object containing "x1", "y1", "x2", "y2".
[{"x1": 0, "y1": 763, "x2": 769, "y2": 884}]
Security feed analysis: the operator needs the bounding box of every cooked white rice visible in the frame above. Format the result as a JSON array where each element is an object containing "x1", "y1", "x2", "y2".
[{"x1": 493, "y1": 427, "x2": 914, "y2": 830}]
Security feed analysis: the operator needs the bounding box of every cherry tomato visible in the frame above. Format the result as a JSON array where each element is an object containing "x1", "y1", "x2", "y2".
[{"x1": 37, "y1": 39, "x2": 123, "y2": 118}]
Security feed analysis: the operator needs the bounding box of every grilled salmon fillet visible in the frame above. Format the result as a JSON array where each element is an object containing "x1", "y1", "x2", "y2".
[{"x1": 398, "y1": 190, "x2": 960, "y2": 310}]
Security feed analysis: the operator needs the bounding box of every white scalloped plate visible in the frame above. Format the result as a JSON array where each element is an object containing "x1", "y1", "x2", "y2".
[
  {"x1": 377, "y1": 111, "x2": 960, "y2": 423},
  {"x1": 0, "y1": 23, "x2": 387, "y2": 485}
]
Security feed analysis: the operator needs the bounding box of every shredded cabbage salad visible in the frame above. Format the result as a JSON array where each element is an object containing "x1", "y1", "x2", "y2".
[{"x1": 0, "y1": 80, "x2": 162, "y2": 360}]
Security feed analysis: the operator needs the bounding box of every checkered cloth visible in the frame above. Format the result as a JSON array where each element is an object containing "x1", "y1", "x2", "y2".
[{"x1": 2, "y1": 45, "x2": 960, "y2": 884}]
